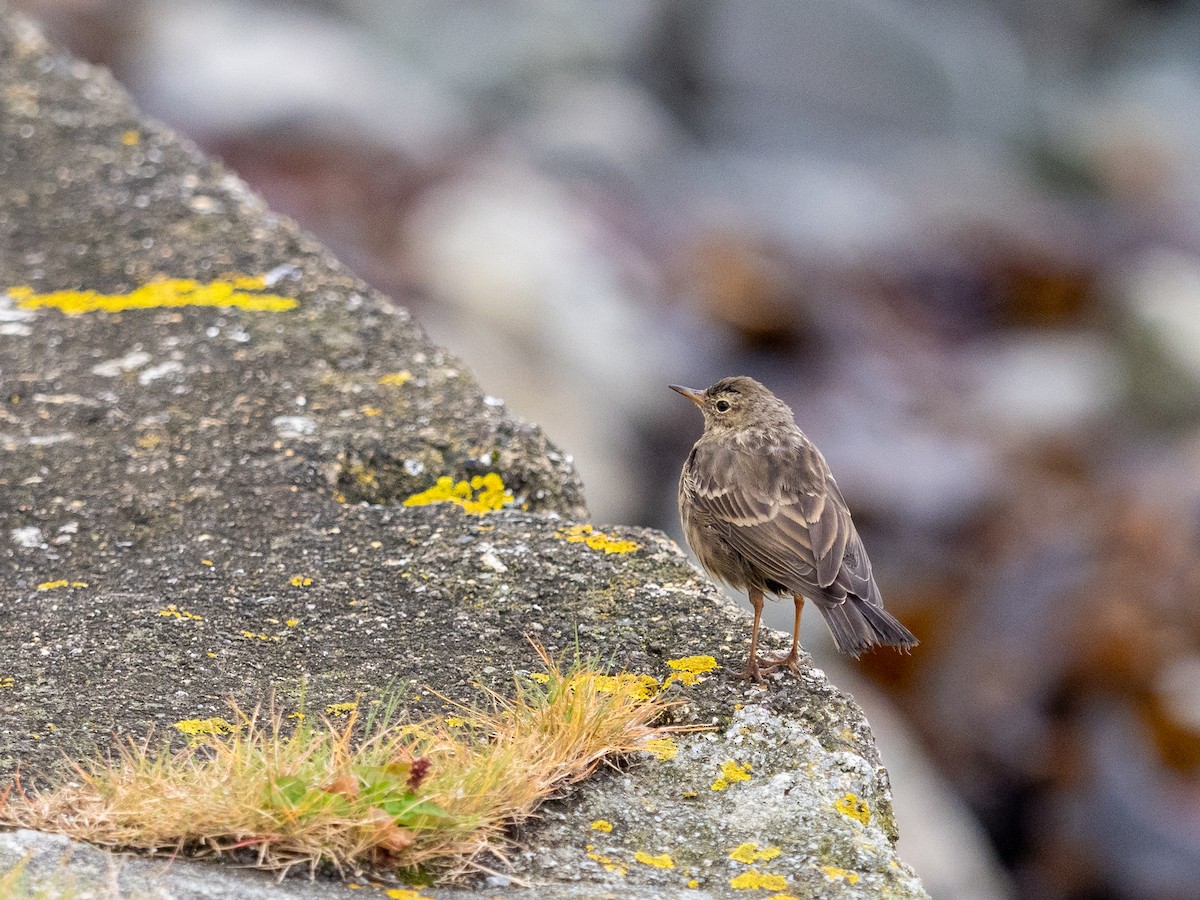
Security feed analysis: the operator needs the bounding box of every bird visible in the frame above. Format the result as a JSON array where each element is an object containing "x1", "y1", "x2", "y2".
[{"x1": 671, "y1": 376, "x2": 917, "y2": 681}]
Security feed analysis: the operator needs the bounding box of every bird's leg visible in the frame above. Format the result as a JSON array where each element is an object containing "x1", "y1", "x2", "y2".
[
  {"x1": 740, "y1": 588, "x2": 766, "y2": 682},
  {"x1": 761, "y1": 595, "x2": 805, "y2": 677}
]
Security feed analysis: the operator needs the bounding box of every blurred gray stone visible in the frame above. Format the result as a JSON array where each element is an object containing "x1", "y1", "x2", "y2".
[{"x1": 1116, "y1": 249, "x2": 1200, "y2": 423}]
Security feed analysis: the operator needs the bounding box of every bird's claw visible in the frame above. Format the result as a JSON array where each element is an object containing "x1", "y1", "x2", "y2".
[
  {"x1": 738, "y1": 661, "x2": 766, "y2": 683},
  {"x1": 757, "y1": 652, "x2": 805, "y2": 679}
]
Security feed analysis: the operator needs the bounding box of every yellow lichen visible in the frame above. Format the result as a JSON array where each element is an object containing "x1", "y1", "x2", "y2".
[
  {"x1": 528, "y1": 672, "x2": 550, "y2": 684},
  {"x1": 346, "y1": 462, "x2": 378, "y2": 488},
  {"x1": 121, "y1": 129, "x2": 139, "y2": 146},
  {"x1": 729, "y1": 871, "x2": 788, "y2": 891},
  {"x1": 36, "y1": 579, "x2": 86, "y2": 590},
  {"x1": 0, "y1": 677, "x2": 14, "y2": 689},
  {"x1": 687, "y1": 879, "x2": 700, "y2": 888},
  {"x1": 158, "y1": 604, "x2": 202, "y2": 621},
  {"x1": 360, "y1": 406, "x2": 382, "y2": 417},
  {"x1": 729, "y1": 843, "x2": 781, "y2": 864},
  {"x1": 285, "y1": 618, "x2": 299, "y2": 628},
  {"x1": 289, "y1": 575, "x2": 313, "y2": 587},
  {"x1": 766, "y1": 895, "x2": 801, "y2": 900},
  {"x1": 200, "y1": 559, "x2": 214, "y2": 566},
  {"x1": 239, "y1": 631, "x2": 280, "y2": 642},
  {"x1": 402, "y1": 473, "x2": 514, "y2": 515},
  {"x1": 593, "y1": 673, "x2": 660, "y2": 701},
  {"x1": 555, "y1": 524, "x2": 639, "y2": 554},
  {"x1": 377, "y1": 370, "x2": 413, "y2": 387},
  {"x1": 8, "y1": 277, "x2": 297, "y2": 316},
  {"x1": 642, "y1": 737, "x2": 679, "y2": 760},
  {"x1": 820, "y1": 866, "x2": 860, "y2": 884},
  {"x1": 711, "y1": 760, "x2": 752, "y2": 791},
  {"x1": 172, "y1": 717, "x2": 238, "y2": 738},
  {"x1": 445, "y1": 716, "x2": 466, "y2": 728},
  {"x1": 385, "y1": 890, "x2": 434, "y2": 900},
  {"x1": 835, "y1": 793, "x2": 871, "y2": 826},
  {"x1": 586, "y1": 848, "x2": 627, "y2": 876},
  {"x1": 634, "y1": 851, "x2": 674, "y2": 869},
  {"x1": 325, "y1": 702, "x2": 358, "y2": 716},
  {"x1": 590, "y1": 819, "x2": 614, "y2": 832},
  {"x1": 665, "y1": 655, "x2": 720, "y2": 685}
]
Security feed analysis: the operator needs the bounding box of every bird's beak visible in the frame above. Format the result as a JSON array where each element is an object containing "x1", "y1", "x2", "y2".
[{"x1": 669, "y1": 384, "x2": 705, "y2": 407}]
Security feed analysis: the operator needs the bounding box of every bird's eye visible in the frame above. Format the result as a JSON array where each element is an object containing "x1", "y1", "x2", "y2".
[{"x1": 715, "y1": 399, "x2": 731, "y2": 412}]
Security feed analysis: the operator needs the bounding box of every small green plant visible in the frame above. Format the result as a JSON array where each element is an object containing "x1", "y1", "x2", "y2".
[{"x1": 0, "y1": 646, "x2": 675, "y2": 880}]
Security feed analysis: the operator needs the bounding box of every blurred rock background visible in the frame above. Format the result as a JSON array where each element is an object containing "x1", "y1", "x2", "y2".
[{"x1": 12, "y1": 0, "x2": 1200, "y2": 896}]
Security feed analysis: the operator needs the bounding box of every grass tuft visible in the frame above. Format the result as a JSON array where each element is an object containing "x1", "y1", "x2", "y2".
[{"x1": 0, "y1": 646, "x2": 674, "y2": 881}]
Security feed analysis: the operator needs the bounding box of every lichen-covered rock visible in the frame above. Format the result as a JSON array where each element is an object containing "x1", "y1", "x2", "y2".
[{"x1": 0, "y1": 11, "x2": 926, "y2": 898}]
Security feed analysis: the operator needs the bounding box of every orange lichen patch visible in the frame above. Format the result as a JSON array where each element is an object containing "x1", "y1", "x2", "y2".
[
  {"x1": 586, "y1": 846, "x2": 627, "y2": 876},
  {"x1": 35, "y1": 579, "x2": 88, "y2": 590},
  {"x1": 158, "y1": 604, "x2": 202, "y2": 621},
  {"x1": 834, "y1": 793, "x2": 871, "y2": 826},
  {"x1": 711, "y1": 760, "x2": 752, "y2": 791},
  {"x1": 730, "y1": 870, "x2": 788, "y2": 891},
  {"x1": 172, "y1": 717, "x2": 239, "y2": 739},
  {"x1": 590, "y1": 819, "x2": 614, "y2": 832},
  {"x1": 634, "y1": 851, "x2": 674, "y2": 869},
  {"x1": 642, "y1": 737, "x2": 678, "y2": 760},
  {"x1": 8, "y1": 277, "x2": 297, "y2": 316},
  {"x1": 377, "y1": 370, "x2": 414, "y2": 387},
  {"x1": 665, "y1": 655, "x2": 720, "y2": 686},
  {"x1": 594, "y1": 674, "x2": 660, "y2": 701},
  {"x1": 555, "y1": 524, "x2": 639, "y2": 554},
  {"x1": 289, "y1": 575, "x2": 313, "y2": 587},
  {"x1": 403, "y1": 473, "x2": 514, "y2": 515},
  {"x1": 819, "y1": 865, "x2": 859, "y2": 884},
  {"x1": 729, "y1": 843, "x2": 780, "y2": 864},
  {"x1": 325, "y1": 702, "x2": 358, "y2": 717}
]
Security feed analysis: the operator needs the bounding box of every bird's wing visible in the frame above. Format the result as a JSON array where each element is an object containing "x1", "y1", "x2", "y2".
[{"x1": 688, "y1": 436, "x2": 875, "y2": 602}]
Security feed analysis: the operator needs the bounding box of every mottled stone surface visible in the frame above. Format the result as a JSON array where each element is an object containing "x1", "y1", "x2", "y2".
[{"x1": 0, "y1": 10, "x2": 926, "y2": 898}]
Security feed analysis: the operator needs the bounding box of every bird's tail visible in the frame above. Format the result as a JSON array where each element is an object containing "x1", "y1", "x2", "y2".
[{"x1": 818, "y1": 597, "x2": 918, "y2": 658}]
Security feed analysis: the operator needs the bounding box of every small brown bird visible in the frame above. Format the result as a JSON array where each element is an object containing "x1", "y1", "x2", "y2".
[{"x1": 672, "y1": 376, "x2": 917, "y2": 681}]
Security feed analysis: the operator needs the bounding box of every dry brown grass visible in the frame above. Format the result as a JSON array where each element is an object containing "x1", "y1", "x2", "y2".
[{"x1": 0, "y1": 645, "x2": 675, "y2": 880}]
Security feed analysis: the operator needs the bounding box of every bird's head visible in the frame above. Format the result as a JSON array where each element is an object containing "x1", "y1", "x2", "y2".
[{"x1": 670, "y1": 376, "x2": 794, "y2": 434}]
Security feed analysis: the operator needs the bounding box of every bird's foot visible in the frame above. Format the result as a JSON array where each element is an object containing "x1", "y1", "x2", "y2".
[
  {"x1": 758, "y1": 651, "x2": 805, "y2": 679},
  {"x1": 738, "y1": 659, "x2": 766, "y2": 683}
]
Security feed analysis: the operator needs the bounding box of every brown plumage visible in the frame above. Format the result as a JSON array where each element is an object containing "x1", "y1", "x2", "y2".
[{"x1": 671, "y1": 376, "x2": 917, "y2": 681}]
